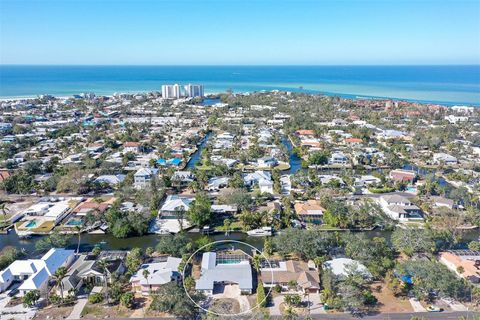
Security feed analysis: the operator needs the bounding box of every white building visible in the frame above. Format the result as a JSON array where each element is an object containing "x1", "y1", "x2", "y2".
[
  {"x1": 134, "y1": 167, "x2": 158, "y2": 189},
  {"x1": 130, "y1": 257, "x2": 182, "y2": 295},
  {"x1": 185, "y1": 84, "x2": 204, "y2": 98},
  {"x1": 433, "y1": 153, "x2": 458, "y2": 165},
  {"x1": 0, "y1": 248, "x2": 75, "y2": 295},
  {"x1": 161, "y1": 84, "x2": 182, "y2": 99}
]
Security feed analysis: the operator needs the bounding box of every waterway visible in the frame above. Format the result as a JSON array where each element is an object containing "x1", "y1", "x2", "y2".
[
  {"x1": 1, "y1": 131, "x2": 477, "y2": 256},
  {"x1": 186, "y1": 131, "x2": 212, "y2": 169}
]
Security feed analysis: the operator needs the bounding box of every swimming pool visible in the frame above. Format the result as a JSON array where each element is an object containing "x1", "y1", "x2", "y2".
[
  {"x1": 25, "y1": 220, "x2": 37, "y2": 228},
  {"x1": 65, "y1": 219, "x2": 83, "y2": 226}
]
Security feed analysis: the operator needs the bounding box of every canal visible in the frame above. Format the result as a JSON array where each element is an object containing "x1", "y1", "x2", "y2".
[{"x1": 186, "y1": 131, "x2": 212, "y2": 169}]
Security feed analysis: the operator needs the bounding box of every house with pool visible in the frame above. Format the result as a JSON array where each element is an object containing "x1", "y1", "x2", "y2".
[{"x1": 195, "y1": 251, "x2": 253, "y2": 295}]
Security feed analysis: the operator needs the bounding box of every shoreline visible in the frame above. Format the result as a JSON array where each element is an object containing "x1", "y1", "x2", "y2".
[{"x1": 0, "y1": 89, "x2": 478, "y2": 107}]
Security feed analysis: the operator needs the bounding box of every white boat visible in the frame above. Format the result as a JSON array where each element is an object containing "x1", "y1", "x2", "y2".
[{"x1": 247, "y1": 227, "x2": 272, "y2": 237}]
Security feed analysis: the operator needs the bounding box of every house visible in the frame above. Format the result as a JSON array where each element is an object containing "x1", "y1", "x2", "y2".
[
  {"x1": 171, "y1": 171, "x2": 195, "y2": 187},
  {"x1": 323, "y1": 258, "x2": 372, "y2": 280},
  {"x1": 378, "y1": 194, "x2": 423, "y2": 221},
  {"x1": 243, "y1": 171, "x2": 273, "y2": 194},
  {"x1": 260, "y1": 260, "x2": 320, "y2": 293},
  {"x1": 134, "y1": 167, "x2": 158, "y2": 189},
  {"x1": 62, "y1": 251, "x2": 127, "y2": 293},
  {"x1": 211, "y1": 204, "x2": 238, "y2": 215},
  {"x1": 0, "y1": 248, "x2": 75, "y2": 295},
  {"x1": 354, "y1": 175, "x2": 381, "y2": 187},
  {"x1": 123, "y1": 141, "x2": 142, "y2": 153},
  {"x1": 207, "y1": 177, "x2": 230, "y2": 191},
  {"x1": 257, "y1": 156, "x2": 278, "y2": 168},
  {"x1": 431, "y1": 196, "x2": 456, "y2": 209},
  {"x1": 294, "y1": 200, "x2": 324, "y2": 224},
  {"x1": 94, "y1": 174, "x2": 126, "y2": 186},
  {"x1": 440, "y1": 251, "x2": 480, "y2": 283},
  {"x1": 159, "y1": 195, "x2": 193, "y2": 217},
  {"x1": 433, "y1": 153, "x2": 458, "y2": 165},
  {"x1": 389, "y1": 169, "x2": 416, "y2": 184},
  {"x1": 195, "y1": 252, "x2": 253, "y2": 295},
  {"x1": 329, "y1": 152, "x2": 348, "y2": 165},
  {"x1": 318, "y1": 174, "x2": 346, "y2": 187},
  {"x1": 130, "y1": 257, "x2": 182, "y2": 295}
]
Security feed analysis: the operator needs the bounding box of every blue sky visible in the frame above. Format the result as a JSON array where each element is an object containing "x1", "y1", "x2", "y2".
[{"x1": 0, "y1": 0, "x2": 479, "y2": 65}]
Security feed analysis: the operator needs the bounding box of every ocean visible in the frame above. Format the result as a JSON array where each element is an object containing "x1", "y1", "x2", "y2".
[{"x1": 0, "y1": 65, "x2": 479, "y2": 106}]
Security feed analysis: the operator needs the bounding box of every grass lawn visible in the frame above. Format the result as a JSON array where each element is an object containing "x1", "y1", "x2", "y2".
[
  {"x1": 238, "y1": 161, "x2": 291, "y2": 171},
  {"x1": 215, "y1": 220, "x2": 243, "y2": 232},
  {"x1": 81, "y1": 303, "x2": 133, "y2": 318}
]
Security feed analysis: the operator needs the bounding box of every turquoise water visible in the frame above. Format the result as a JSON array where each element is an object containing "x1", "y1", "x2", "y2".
[
  {"x1": 65, "y1": 219, "x2": 83, "y2": 226},
  {"x1": 0, "y1": 65, "x2": 479, "y2": 105},
  {"x1": 25, "y1": 220, "x2": 37, "y2": 228}
]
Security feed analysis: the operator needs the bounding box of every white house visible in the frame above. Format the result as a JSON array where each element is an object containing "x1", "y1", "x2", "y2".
[
  {"x1": 433, "y1": 153, "x2": 458, "y2": 165},
  {"x1": 257, "y1": 156, "x2": 278, "y2": 168},
  {"x1": 243, "y1": 171, "x2": 274, "y2": 194},
  {"x1": 0, "y1": 248, "x2": 75, "y2": 295},
  {"x1": 323, "y1": 258, "x2": 372, "y2": 280},
  {"x1": 377, "y1": 194, "x2": 423, "y2": 221},
  {"x1": 329, "y1": 152, "x2": 348, "y2": 165},
  {"x1": 130, "y1": 257, "x2": 182, "y2": 295},
  {"x1": 134, "y1": 167, "x2": 158, "y2": 189}
]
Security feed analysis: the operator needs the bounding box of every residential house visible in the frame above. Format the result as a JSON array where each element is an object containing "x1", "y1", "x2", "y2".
[
  {"x1": 257, "y1": 156, "x2": 278, "y2": 168},
  {"x1": 207, "y1": 176, "x2": 230, "y2": 191},
  {"x1": 134, "y1": 167, "x2": 158, "y2": 189},
  {"x1": 195, "y1": 252, "x2": 253, "y2": 295},
  {"x1": 294, "y1": 200, "x2": 324, "y2": 224},
  {"x1": 377, "y1": 194, "x2": 423, "y2": 221},
  {"x1": 329, "y1": 152, "x2": 348, "y2": 165},
  {"x1": 389, "y1": 169, "x2": 416, "y2": 184},
  {"x1": 260, "y1": 260, "x2": 320, "y2": 293},
  {"x1": 123, "y1": 141, "x2": 142, "y2": 153},
  {"x1": 440, "y1": 251, "x2": 480, "y2": 283},
  {"x1": 323, "y1": 258, "x2": 372, "y2": 280},
  {"x1": 171, "y1": 171, "x2": 195, "y2": 187},
  {"x1": 0, "y1": 248, "x2": 75, "y2": 295},
  {"x1": 94, "y1": 174, "x2": 126, "y2": 186},
  {"x1": 433, "y1": 153, "x2": 458, "y2": 165},
  {"x1": 243, "y1": 171, "x2": 273, "y2": 194},
  {"x1": 130, "y1": 257, "x2": 182, "y2": 295}
]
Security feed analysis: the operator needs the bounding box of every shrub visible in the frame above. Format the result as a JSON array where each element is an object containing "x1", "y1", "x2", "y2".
[
  {"x1": 88, "y1": 293, "x2": 104, "y2": 304},
  {"x1": 120, "y1": 292, "x2": 135, "y2": 309}
]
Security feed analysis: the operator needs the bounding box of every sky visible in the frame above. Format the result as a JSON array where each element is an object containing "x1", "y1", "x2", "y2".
[{"x1": 0, "y1": 0, "x2": 479, "y2": 65}]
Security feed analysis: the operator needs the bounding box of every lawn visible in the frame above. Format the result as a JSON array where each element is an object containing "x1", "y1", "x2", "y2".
[
  {"x1": 371, "y1": 282, "x2": 413, "y2": 313},
  {"x1": 16, "y1": 220, "x2": 56, "y2": 233},
  {"x1": 81, "y1": 303, "x2": 133, "y2": 318}
]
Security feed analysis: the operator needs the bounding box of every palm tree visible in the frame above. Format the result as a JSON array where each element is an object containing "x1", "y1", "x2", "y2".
[
  {"x1": 52, "y1": 266, "x2": 68, "y2": 300},
  {"x1": 97, "y1": 259, "x2": 109, "y2": 303},
  {"x1": 75, "y1": 225, "x2": 82, "y2": 254},
  {"x1": 142, "y1": 269, "x2": 150, "y2": 293},
  {"x1": 0, "y1": 200, "x2": 12, "y2": 228},
  {"x1": 252, "y1": 254, "x2": 262, "y2": 272}
]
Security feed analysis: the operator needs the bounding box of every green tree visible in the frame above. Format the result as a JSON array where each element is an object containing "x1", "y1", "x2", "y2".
[
  {"x1": 23, "y1": 290, "x2": 40, "y2": 307},
  {"x1": 391, "y1": 228, "x2": 436, "y2": 256},
  {"x1": 187, "y1": 193, "x2": 212, "y2": 227},
  {"x1": 256, "y1": 282, "x2": 267, "y2": 308},
  {"x1": 52, "y1": 266, "x2": 68, "y2": 300},
  {"x1": 120, "y1": 292, "x2": 135, "y2": 309}
]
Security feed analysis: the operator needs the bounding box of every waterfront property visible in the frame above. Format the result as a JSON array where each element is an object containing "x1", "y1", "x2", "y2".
[
  {"x1": 195, "y1": 251, "x2": 253, "y2": 295},
  {"x1": 260, "y1": 259, "x2": 320, "y2": 293},
  {"x1": 0, "y1": 248, "x2": 75, "y2": 295},
  {"x1": 130, "y1": 256, "x2": 182, "y2": 294}
]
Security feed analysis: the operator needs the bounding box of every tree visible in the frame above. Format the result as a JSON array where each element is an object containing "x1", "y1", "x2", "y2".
[
  {"x1": 156, "y1": 233, "x2": 192, "y2": 256},
  {"x1": 143, "y1": 268, "x2": 150, "y2": 292},
  {"x1": 391, "y1": 228, "x2": 436, "y2": 256},
  {"x1": 284, "y1": 294, "x2": 302, "y2": 307},
  {"x1": 150, "y1": 282, "x2": 202, "y2": 319},
  {"x1": 0, "y1": 200, "x2": 11, "y2": 227},
  {"x1": 52, "y1": 266, "x2": 68, "y2": 300},
  {"x1": 273, "y1": 228, "x2": 338, "y2": 260},
  {"x1": 126, "y1": 248, "x2": 144, "y2": 274},
  {"x1": 252, "y1": 254, "x2": 262, "y2": 272},
  {"x1": 120, "y1": 292, "x2": 135, "y2": 309},
  {"x1": 97, "y1": 259, "x2": 110, "y2": 303},
  {"x1": 256, "y1": 282, "x2": 266, "y2": 308},
  {"x1": 187, "y1": 193, "x2": 212, "y2": 227},
  {"x1": 469, "y1": 241, "x2": 480, "y2": 251},
  {"x1": 23, "y1": 290, "x2": 40, "y2": 307}
]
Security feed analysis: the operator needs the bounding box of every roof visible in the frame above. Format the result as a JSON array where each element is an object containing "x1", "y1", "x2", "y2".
[
  {"x1": 261, "y1": 260, "x2": 320, "y2": 289},
  {"x1": 323, "y1": 258, "x2": 371, "y2": 278},
  {"x1": 160, "y1": 195, "x2": 193, "y2": 212},
  {"x1": 196, "y1": 252, "x2": 253, "y2": 291},
  {"x1": 294, "y1": 200, "x2": 324, "y2": 216},
  {"x1": 130, "y1": 257, "x2": 182, "y2": 286}
]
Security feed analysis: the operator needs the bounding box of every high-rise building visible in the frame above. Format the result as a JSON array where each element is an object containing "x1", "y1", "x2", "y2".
[
  {"x1": 185, "y1": 84, "x2": 204, "y2": 98},
  {"x1": 162, "y1": 84, "x2": 182, "y2": 99},
  {"x1": 161, "y1": 84, "x2": 204, "y2": 99}
]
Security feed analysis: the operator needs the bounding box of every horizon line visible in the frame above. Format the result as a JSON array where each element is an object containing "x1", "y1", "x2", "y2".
[{"x1": 1, "y1": 64, "x2": 479, "y2": 67}]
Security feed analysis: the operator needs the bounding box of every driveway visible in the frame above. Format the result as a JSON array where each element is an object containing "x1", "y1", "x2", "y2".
[
  {"x1": 212, "y1": 284, "x2": 250, "y2": 314},
  {"x1": 409, "y1": 298, "x2": 427, "y2": 312},
  {"x1": 441, "y1": 298, "x2": 468, "y2": 311},
  {"x1": 67, "y1": 297, "x2": 88, "y2": 320},
  {"x1": 308, "y1": 293, "x2": 326, "y2": 315},
  {"x1": 267, "y1": 295, "x2": 283, "y2": 317}
]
